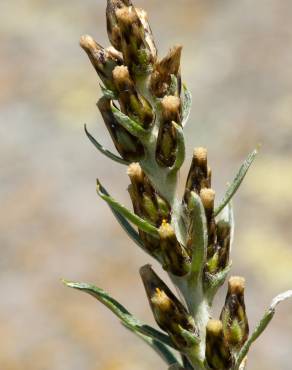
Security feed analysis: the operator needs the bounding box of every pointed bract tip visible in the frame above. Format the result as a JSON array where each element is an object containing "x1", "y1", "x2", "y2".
[
  {"x1": 173, "y1": 44, "x2": 183, "y2": 53},
  {"x1": 164, "y1": 44, "x2": 183, "y2": 64},
  {"x1": 139, "y1": 263, "x2": 152, "y2": 272},
  {"x1": 136, "y1": 7, "x2": 148, "y2": 19}
]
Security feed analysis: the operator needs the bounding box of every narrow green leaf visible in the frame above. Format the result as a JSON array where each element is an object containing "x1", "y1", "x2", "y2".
[
  {"x1": 234, "y1": 290, "x2": 292, "y2": 370},
  {"x1": 150, "y1": 340, "x2": 179, "y2": 366},
  {"x1": 188, "y1": 192, "x2": 208, "y2": 282},
  {"x1": 138, "y1": 325, "x2": 175, "y2": 348},
  {"x1": 181, "y1": 84, "x2": 192, "y2": 127},
  {"x1": 214, "y1": 149, "x2": 258, "y2": 217},
  {"x1": 98, "y1": 183, "x2": 145, "y2": 249},
  {"x1": 182, "y1": 355, "x2": 194, "y2": 370},
  {"x1": 100, "y1": 84, "x2": 117, "y2": 100},
  {"x1": 96, "y1": 180, "x2": 160, "y2": 238},
  {"x1": 127, "y1": 328, "x2": 179, "y2": 366},
  {"x1": 169, "y1": 122, "x2": 185, "y2": 173},
  {"x1": 63, "y1": 280, "x2": 176, "y2": 349},
  {"x1": 84, "y1": 124, "x2": 129, "y2": 165},
  {"x1": 111, "y1": 102, "x2": 147, "y2": 139}
]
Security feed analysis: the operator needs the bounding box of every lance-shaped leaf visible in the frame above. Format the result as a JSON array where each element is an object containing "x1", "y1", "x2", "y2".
[
  {"x1": 214, "y1": 149, "x2": 258, "y2": 217},
  {"x1": 188, "y1": 191, "x2": 208, "y2": 283},
  {"x1": 110, "y1": 102, "x2": 148, "y2": 139},
  {"x1": 181, "y1": 84, "x2": 192, "y2": 127},
  {"x1": 123, "y1": 325, "x2": 179, "y2": 366},
  {"x1": 169, "y1": 122, "x2": 185, "y2": 173},
  {"x1": 132, "y1": 333, "x2": 179, "y2": 365},
  {"x1": 234, "y1": 290, "x2": 292, "y2": 370},
  {"x1": 182, "y1": 355, "x2": 194, "y2": 370},
  {"x1": 98, "y1": 182, "x2": 146, "y2": 250},
  {"x1": 96, "y1": 179, "x2": 160, "y2": 238},
  {"x1": 84, "y1": 124, "x2": 129, "y2": 165},
  {"x1": 63, "y1": 280, "x2": 176, "y2": 349}
]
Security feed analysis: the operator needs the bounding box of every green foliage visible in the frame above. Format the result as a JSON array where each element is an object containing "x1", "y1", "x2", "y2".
[
  {"x1": 84, "y1": 124, "x2": 129, "y2": 165},
  {"x1": 96, "y1": 179, "x2": 160, "y2": 238},
  {"x1": 214, "y1": 149, "x2": 258, "y2": 217}
]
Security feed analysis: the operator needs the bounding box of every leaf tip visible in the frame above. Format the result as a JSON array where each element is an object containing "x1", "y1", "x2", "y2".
[
  {"x1": 62, "y1": 278, "x2": 74, "y2": 287},
  {"x1": 96, "y1": 178, "x2": 102, "y2": 191}
]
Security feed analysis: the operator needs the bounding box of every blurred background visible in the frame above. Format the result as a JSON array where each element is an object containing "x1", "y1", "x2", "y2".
[{"x1": 1, "y1": 0, "x2": 292, "y2": 369}]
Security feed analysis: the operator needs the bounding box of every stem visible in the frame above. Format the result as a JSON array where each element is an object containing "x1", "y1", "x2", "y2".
[
  {"x1": 134, "y1": 65, "x2": 209, "y2": 370},
  {"x1": 170, "y1": 274, "x2": 210, "y2": 370},
  {"x1": 187, "y1": 283, "x2": 210, "y2": 368}
]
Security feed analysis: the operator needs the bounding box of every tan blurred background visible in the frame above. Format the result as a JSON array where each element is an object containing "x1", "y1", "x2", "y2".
[{"x1": 1, "y1": 0, "x2": 292, "y2": 369}]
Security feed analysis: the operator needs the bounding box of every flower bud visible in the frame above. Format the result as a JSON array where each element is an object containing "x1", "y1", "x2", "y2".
[
  {"x1": 200, "y1": 188, "x2": 215, "y2": 223},
  {"x1": 112, "y1": 65, "x2": 154, "y2": 129},
  {"x1": 200, "y1": 188, "x2": 216, "y2": 251},
  {"x1": 216, "y1": 220, "x2": 231, "y2": 269},
  {"x1": 184, "y1": 147, "x2": 211, "y2": 204},
  {"x1": 136, "y1": 8, "x2": 157, "y2": 62},
  {"x1": 127, "y1": 163, "x2": 171, "y2": 225},
  {"x1": 106, "y1": 0, "x2": 133, "y2": 51},
  {"x1": 220, "y1": 277, "x2": 249, "y2": 351},
  {"x1": 156, "y1": 96, "x2": 182, "y2": 167},
  {"x1": 159, "y1": 222, "x2": 190, "y2": 276},
  {"x1": 80, "y1": 35, "x2": 122, "y2": 91},
  {"x1": 150, "y1": 45, "x2": 182, "y2": 98},
  {"x1": 128, "y1": 164, "x2": 172, "y2": 256},
  {"x1": 205, "y1": 320, "x2": 232, "y2": 370},
  {"x1": 140, "y1": 265, "x2": 198, "y2": 350},
  {"x1": 114, "y1": 5, "x2": 157, "y2": 72},
  {"x1": 205, "y1": 218, "x2": 231, "y2": 274},
  {"x1": 97, "y1": 97, "x2": 144, "y2": 162}
]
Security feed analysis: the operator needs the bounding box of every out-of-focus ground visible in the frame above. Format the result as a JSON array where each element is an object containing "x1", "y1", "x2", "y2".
[{"x1": 1, "y1": 0, "x2": 292, "y2": 369}]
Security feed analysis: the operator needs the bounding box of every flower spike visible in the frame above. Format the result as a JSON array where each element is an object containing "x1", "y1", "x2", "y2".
[{"x1": 66, "y1": 1, "x2": 292, "y2": 369}]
